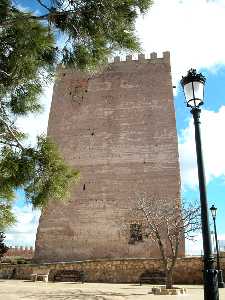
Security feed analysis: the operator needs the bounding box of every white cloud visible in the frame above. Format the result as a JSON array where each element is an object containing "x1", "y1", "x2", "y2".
[
  {"x1": 16, "y1": 84, "x2": 53, "y2": 147},
  {"x1": 5, "y1": 205, "x2": 41, "y2": 247},
  {"x1": 136, "y1": 0, "x2": 225, "y2": 84},
  {"x1": 186, "y1": 233, "x2": 225, "y2": 255},
  {"x1": 185, "y1": 233, "x2": 203, "y2": 256},
  {"x1": 179, "y1": 107, "x2": 225, "y2": 189}
]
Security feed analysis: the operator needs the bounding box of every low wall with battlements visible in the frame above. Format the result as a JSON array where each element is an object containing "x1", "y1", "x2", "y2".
[
  {"x1": 4, "y1": 246, "x2": 34, "y2": 259},
  {"x1": 0, "y1": 257, "x2": 224, "y2": 284}
]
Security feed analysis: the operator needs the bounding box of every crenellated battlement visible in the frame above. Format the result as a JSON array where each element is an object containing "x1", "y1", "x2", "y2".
[
  {"x1": 112, "y1": 51, "x2": 170, "y2": 64},
  {"x1": 56, "y1": 51, "x2": 170, "y2": 78}
]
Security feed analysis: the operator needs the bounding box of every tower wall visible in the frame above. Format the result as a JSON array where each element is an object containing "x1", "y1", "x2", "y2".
[{"x1": 34, "y1": 52, "x2": 183, "y2": 262}]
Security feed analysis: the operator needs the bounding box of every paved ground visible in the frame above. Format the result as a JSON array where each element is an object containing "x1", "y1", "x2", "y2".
[{"x1": 0, "y1": 280, "x2": 225, "y2": 300}]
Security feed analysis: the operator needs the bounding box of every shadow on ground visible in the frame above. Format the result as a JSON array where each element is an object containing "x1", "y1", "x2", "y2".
[{"x1": 22, "y1": 289, "x2": 147, "y2": 300}]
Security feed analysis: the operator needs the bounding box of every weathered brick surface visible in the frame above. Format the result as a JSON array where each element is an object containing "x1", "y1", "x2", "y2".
[{"x1": 34, "y1": 52, "x2": 182, "y2": 262}]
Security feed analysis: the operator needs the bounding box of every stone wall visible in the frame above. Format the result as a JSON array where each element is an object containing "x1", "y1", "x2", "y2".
[{"x1": 1, "y1": 257, "x2": 224, "y2": 284}]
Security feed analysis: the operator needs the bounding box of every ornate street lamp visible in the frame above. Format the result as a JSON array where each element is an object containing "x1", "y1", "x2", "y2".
[
  {"x1": 181, "y1": 69, "x2": 205, "y2": 108},
  {"x1": 210, "y1": 205, "x2": 225, "y2": 288},
  {"x1": 181, "y1": 69, "x2": 219, "y2": 300}
]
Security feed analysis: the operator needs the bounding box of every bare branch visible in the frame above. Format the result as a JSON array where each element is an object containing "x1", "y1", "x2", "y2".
[{"x1": 127, "y1": 193, "x2": 201, "y2": 289}]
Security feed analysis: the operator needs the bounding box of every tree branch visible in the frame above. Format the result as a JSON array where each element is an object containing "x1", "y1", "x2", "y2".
[
  {"x1": 0, "y1": 14, "x2": 48, "y2": 27},
  {"x1": 170, "y1": 237, "x2": 179, "y2": 271},
  {"x1": 0, "y1": 117, "x2": 24, "y2": 150},
  {"x1": 154, "y1": 226, "x2": 167, "y2": 269},
  {"x1": 36, "y1": 0, "x2": 51, "y2": 12},
  {"x1": 0, "y1": 140, "x2": 19, "y2": 148},
  {"x1": 0, "y1": 70, "x2": 11, "y2": 77}
]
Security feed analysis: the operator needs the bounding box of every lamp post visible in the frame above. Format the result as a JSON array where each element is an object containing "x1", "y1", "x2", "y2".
[
  {"x1": 210, "y1": 205, "x2": 225, "y2": 288},
  {"x1": 181, "y1": 69, "x2": 219, "y2": 300}
]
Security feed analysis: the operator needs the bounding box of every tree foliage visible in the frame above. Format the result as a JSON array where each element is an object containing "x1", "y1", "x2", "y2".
[
  {"x1": 1, "y1": 0, "x2": 153, "y2": 70},
  {"x1": 0, "y1": 136, "x2": 79, "y2": 209},
  {"x1": 0, "y1": 232, "x2": 9, "y2": 259},
  {"x1": 0, "y1": 6, "x2": 79, "y2": 212},
  {"x1": 0, "y1": 0, "x2": 153, "y2": 229},
  {"x1": 0, "y1": 198, "x2": 15, "y2": 230}
]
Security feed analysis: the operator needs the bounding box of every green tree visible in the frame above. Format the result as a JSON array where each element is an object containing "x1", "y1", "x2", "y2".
[
  {"x1": 0, "y1": 232, "x2": 9, "y2": 260},
  {"x1": 1, "y1": 0, "x2": 153, "y2": 70},
  {"x1": 0, "y1": 198, "x2": 15, "y2": 230},
  {"x1": 0, "y1": 0, "x2": 153, "y2": 228}
]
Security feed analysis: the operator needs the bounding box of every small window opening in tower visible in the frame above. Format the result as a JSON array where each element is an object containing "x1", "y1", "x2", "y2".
[
  {"x1": 83, "y1": 184, "x2": 86, "y2": 191},
  {"x1": 129, "y1": 223, "x2": 143, "y2": 244}
]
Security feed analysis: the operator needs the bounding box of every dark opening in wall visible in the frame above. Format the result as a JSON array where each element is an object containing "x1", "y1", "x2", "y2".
[
  {"x1": 83, "y1": 184, "x2": 86, "y2": 191},
  {"x1": 129, "y1": 223, "x2": 143, "y2": 244}
]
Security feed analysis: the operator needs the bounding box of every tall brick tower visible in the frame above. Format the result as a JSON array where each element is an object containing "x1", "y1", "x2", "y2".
[{"x1": 34, "y1": 52, "x2": 182, "y2": 262}]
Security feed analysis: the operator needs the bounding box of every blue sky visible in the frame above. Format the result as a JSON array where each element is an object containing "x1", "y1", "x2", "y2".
[
  {"x1": 6, "y1": 0, "x2": 225, "y2": 254},
  {"x1": 176, "y1": 70, "x2": 225, "y2": 253}
]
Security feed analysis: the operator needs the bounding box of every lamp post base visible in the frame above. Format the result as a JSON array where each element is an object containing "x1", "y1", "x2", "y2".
[
  {"x1": 203, "y1": 269, "x2": 219, "y2": 300},
  {"x1": 218, "y1": 270, "x2": 225, "y2": 288}
]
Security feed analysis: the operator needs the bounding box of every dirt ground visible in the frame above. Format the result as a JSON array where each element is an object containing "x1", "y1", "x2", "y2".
[{"x1": 0, "y1": 280, "x2": 224, "y2": 300}]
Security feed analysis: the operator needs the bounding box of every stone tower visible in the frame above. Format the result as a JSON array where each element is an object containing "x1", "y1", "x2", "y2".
[{"x1": 34, "y1": 52, "x2": 183, "y2": 263}]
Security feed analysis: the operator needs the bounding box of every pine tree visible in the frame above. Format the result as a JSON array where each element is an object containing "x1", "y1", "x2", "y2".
[
  {"x1": 0, "y1": 198, "x2": 15, "y2": 230},
  {"x1": 1, "y1": 0, "x2": 153, "y2": 70},
  {"x1": 0, "y1": 232, "x2": 8, "y2": 260},
  {"x1": 0, "y1": 0, "x2": 153, "y2": 227}
]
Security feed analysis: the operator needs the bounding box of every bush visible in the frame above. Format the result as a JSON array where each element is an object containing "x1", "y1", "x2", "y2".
[{"x1": 1, "y1": 256, "x2": 30, "y2": 264}]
